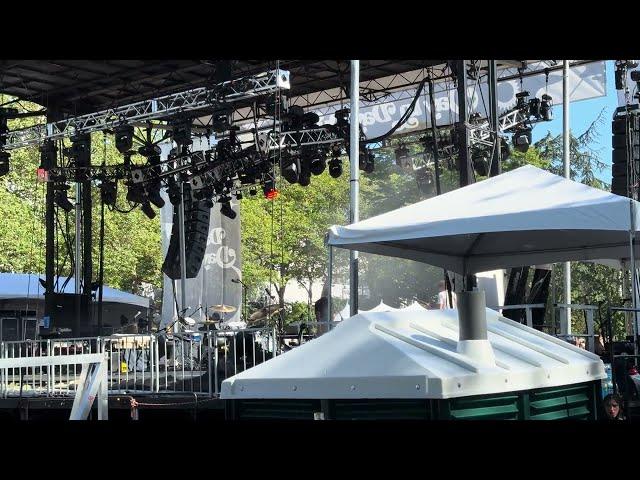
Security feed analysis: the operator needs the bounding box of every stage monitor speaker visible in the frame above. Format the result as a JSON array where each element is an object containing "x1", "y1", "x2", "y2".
[{"x1": 162, "y1": 184, "x2": 211, "y2": 280}]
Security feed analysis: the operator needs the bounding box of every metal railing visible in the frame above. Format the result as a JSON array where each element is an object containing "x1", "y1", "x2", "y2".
[
  {"x1": 493, "y1": 303, "x2": 600, "y2": 353},
  {"x1": 0, "y1": 325, "x2": 284, "y2": 398}
]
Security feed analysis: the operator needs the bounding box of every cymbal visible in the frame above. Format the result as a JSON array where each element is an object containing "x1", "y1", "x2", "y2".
[
  {"x1": 197, "y1": 320, "x2": 219, "y2": 325},
  {"x1": 210, "y1": 304, "x2": 237, "y2": 313},
  {"x1": 249, "y1": 305, "x2": 283, "y2": 322}
]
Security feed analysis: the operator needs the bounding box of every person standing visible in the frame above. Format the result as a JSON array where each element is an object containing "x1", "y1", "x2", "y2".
[{"x1": 437, "y1": 280, "x2": 456, "y2": 310}]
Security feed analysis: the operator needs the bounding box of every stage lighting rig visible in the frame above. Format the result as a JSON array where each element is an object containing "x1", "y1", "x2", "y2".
[
  {"x1": 614, "y1": 61, "x2": 638, "y2": 90},
  {"x1": 140, "y1": 202, "x2": 156, "y2": 220},
  {"x1": 220, "y1": 198, "x2": 237, "y2": 220},
  {"x1": 114, "y1": 124, "x2": 134, "y2": 154},
  {"x1": 394, "y1": 144, "x2": 410, "y2": 169},
  {"x1": 358, "y1": 149, "x2": 375, "y2": 173},
  {"x1": 512, "y1": 127, "x2": 532, "y2": 153},
  {"x1": 99, "y1": 179, "x2": 118, "y2": 206},
  {"x1": 54, "y1": 188, "x2": 74, "y2": 212},
  {"x1": 328, "y1": 143, "x2": 343, "y2": 179},
  {"x1": 540, "y1": 94, "x2": 553, "y2": 121},
  {"x1": 170, "y1": 118, "x2": 193, "y2": 147},
  {"x1": 515, "y1": 91, "x2": 530, "y2": 110},
  {"x1": 306, "y1": 147, "x2": 327, "y2": 176},
  {"x1": 64, "y1": 133, "x2": 91, "y2": 182},
  {"x1": 281, "y1": 151, "x2": 301, "y2": 184}
]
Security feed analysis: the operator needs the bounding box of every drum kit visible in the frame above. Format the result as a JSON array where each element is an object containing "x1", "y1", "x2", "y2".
[{"x1": 172, "y1": 302, "x2": 284, "y2": 341}]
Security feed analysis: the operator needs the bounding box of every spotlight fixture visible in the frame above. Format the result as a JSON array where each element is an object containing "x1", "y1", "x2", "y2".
[
  {"x1": 100, "y1": 180, "x2": 117, "y2": 206},
  {"x1": 54, "y1": 190, "x2": 74, "y2": 212},
  {"x1": 500, "y1": 137, "x2": 512, "y2": 160},
  {"x1": 281, "y1": 154, "x2": 300, "y2": 184},
  {"x1": 528, "y1": 97, "x2": 541, "y2": 119},
  {"x1": 114, "y1": 124, "x2": 134, "y2": 154},
  {"x1": 471, "y1": 152, "x2": 489, "y2": 177},
  {"x1": 170, "y1": 119, "x2": 193, "y2": 146},
  {"x1": 297, "y1": 161, "x2": 311, "y2": 186},
  {"x1": 249, "y1": 187, "x2": 257, "y2": 196},
  {"x1": 220, "y1": 201, "x2": 237, "y2": 220},
  {"x1": 126, "y1": 184, "x2": 147, "y2": 204},
  {"x1": 415, "y1": 167, "x2": 435, "y2": 196},
  {"x1": 394, "y1": 144, "x2": 410, "y2": 168},
  {"x1": 235, "y1": 191, "x2": 243, "y2": 200},
  {"x1": 68, "y1": 133, "x2": 91, "y2": 182},
  {"x1": 512, "y1": 127, "x2": 532, "y2": 153},
  {"x1": 539, "y1": 94, "x2": 553, "y2": 121},
  {"x1": 0, "y1": 151, "x2": 9, "y2": 177},
  {"x1": 140, "y1": 202, "x2": 156, "y2": 220},
  {"x1": 328, "y1": 157, "x2": 343, "y2": 178},
  {"x1": 39, "y1": 139, "x2": 58, "y2": 171},
  {"x1": 147, "y1": 188, "x2": 165, "y2": 209},
  {"x1": 308, "y1": 151, "x2": 327, "y2": 176},
  {"x1": 358, "y1": 149, "x2": 375, "y2": 173}
]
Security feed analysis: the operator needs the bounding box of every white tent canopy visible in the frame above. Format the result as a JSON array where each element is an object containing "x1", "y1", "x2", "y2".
[
  {"x1": 328, "y1": 165, "x2": 640, "y2": 274},
  {"x1": 0, "y1": 273, "x2": 150, "y2": 309}
]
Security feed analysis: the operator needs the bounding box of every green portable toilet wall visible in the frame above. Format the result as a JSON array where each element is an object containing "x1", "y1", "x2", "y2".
[{"x1": 221, "y1": 308, "x2": 606, "y2": 420}]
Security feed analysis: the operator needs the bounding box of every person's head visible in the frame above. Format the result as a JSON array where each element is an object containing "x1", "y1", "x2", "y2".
[{"x1": 603, "y1": 393, "x2": 623, "y2": 420}]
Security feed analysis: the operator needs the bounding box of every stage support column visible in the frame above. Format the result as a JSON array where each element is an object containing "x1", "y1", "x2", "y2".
[{"x1": 349, "y1": 60, "x2": 360, "y2": 317}]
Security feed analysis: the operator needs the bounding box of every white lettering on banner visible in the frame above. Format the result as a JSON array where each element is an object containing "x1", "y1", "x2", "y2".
[{"x1": 208, "y1": 227, "x2": 226, "y2": 245}]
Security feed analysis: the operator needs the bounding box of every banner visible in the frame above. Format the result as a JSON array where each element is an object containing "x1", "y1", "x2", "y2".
[
  {"x1": 160, "y1": 140, "x2": 242, "y2": 328},
  {"x1": 313, "y1": 61, "x2": 607, "y2": 139}
]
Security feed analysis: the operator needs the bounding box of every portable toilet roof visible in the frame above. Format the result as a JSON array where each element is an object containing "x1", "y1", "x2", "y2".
[{"x1": 221, "y1": 308, "x2": 605, "y2": 400}]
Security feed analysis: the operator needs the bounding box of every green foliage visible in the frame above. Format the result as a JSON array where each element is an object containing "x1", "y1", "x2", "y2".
[{"x1": 0, "y1": 98, "x2": 162, "y2": 294}]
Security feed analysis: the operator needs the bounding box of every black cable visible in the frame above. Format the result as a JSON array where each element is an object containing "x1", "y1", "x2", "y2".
[{"x1": 363, "y1": 77, "x2": 428, "y2": 145}]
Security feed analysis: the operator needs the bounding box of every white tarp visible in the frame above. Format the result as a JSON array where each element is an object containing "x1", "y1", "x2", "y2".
[
  {"x1": 0, "y1": 273, "x2": 149, "y2": 308},
  {"x1": 221, "y1": 307, "x2": 605, "y2": 400},
  {"x1": 328, "y1": 165, "x2": 640, "y2": 275}
]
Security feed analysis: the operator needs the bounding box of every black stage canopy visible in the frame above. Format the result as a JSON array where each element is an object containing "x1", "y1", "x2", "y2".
[{"x1": 0, "y1": 60, "x2": 447, "y2": 116}]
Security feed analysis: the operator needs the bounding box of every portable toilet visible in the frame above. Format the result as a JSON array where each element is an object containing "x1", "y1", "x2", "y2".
[{"x1": 221, "y1": 308, "x2": 606, "y2": 420}]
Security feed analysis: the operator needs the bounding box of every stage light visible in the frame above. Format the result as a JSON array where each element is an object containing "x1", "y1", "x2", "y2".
[
  {"x1": 140, "y1": 202, "x2": 156, "y2": 219},
  {"x1": 39, "y1": 139, "x2": 58, "y2": 171},
  {"x1": 235, "y1": 191, "x2": 243, "y2": 200},
  {"x1": 297, "y1": 160, "x2": 311, "y2": 186},
  {"x1": 500, "y1": 137, "x2": 512, "y2": 160},
  {"x1": 515, "y1": 91, "x2": 530, "y2": 110},
  {"x1": 281, "y1": 155, "x2": 300, "y2": 184},
  {"x1": 114, "y1": 124, "x2": 134, "y2": 154},
  {"x1": 359, "y1": 149, "x2": 375, "y2": 173},
  {"x1": 54, "y1": 190, "x2": 74, "y2": 212},
  {"x1": 249, "y1": 187, "x2": 257, "y2": 196},
  {"x1": 309, "y1": 153, "x2": 326, "y2": 176},
  {"x1": 394, "y1": 144, "x2": 410, "y2": 168},
  {"x1": 540, "y1": 94, "x2": 553, "y2": 121},
  {"x1": 0, "y1": 151, "x2": 9, "y2": 177},
  {"x1": 220, "y1": 201, "x2": 237, "y2": 220},
  {"x1": 328, "y1": 158, "x2": 343, "y2": 178},
  {"x1": 100, "y1": 180, "x2": 117, "y2": 206},
  {"x1": 512, "y1": 127, "x2": 532, "y2": 153},
  {"x1": 528, "y1": 97, "x2": 541, "y2": 119},
  {"x1": 69, "y1": 133, "x2": 91, "y2": 182},
  {"x1": 126, "y1": 184, "x2": 147, "y2": 204},
  {"x1": 415, "y1": 167, "x2": 435, "y2": 196},
  {"x1": 147, "y1": 189, "x2": 165, "y2": 209},
  {"x1": 171, "y1": 119, "x2": 192, "y2": 146},
  {"x1": 302, "y1": 112, "x2": 320, "y2": 128},
  {"x1": 471, "y1": 152, "x2": 489, "y2": 176}
]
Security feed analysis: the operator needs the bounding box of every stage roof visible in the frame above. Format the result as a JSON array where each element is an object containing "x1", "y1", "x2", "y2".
[{"x1": 0, "y1": 60, "x2": 447, "y2": 116}]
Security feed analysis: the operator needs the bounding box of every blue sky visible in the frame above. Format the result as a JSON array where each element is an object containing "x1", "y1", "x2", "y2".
[{"x1": 531, "y1": 60, "x2": 616, "y2": 183}]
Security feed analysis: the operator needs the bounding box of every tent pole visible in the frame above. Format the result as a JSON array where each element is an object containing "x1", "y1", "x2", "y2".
[
  {"x1": 327, "y1": 245, "x2": 333, "y2": 323},
  {"x1": 562, "y1": 59, "x2": 572, "y2": 335},
  {"x1": 349, "y1": 60, "x2": 360, "y2": 317}
]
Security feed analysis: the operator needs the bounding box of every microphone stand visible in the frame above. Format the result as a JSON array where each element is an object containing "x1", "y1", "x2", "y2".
[{"x1": 233, "y1": 279, "x2": 249, "y2": 323}]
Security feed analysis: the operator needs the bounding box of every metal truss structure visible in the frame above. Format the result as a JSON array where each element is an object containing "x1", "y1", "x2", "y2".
[
  {"x1": 257, "y1": 126, "x2": 343, "y2": 153},
  {"x1": 2, "y1": 69, "x2": 290, "y2": 150}
]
